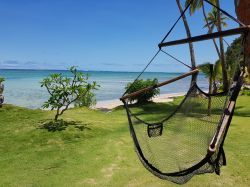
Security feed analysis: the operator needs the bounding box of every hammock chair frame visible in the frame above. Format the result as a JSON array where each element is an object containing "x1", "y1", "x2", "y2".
[
  {"x1": 120, "y1": 0, "x2": 249, "y2": 184},
  {"x1": 159, "y1": 26, "x2": 250, "y2": 48}
]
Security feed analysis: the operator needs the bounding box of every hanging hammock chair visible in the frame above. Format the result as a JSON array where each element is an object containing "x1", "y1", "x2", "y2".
[{"x1": 120, "y1": 0, "x2": 250, "y2": 184}]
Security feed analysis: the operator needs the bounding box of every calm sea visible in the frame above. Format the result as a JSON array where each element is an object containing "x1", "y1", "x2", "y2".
[{"x1": 0, "y1": 69, "x2": 208, "y2": 109}]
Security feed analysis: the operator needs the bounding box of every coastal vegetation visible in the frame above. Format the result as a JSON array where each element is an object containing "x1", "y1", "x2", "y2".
[
  {"x1": 198, "y1": 35, "x2": 250, "y2": 95},
  {"x1": 198, "y1": 61, "x2": 222, "y2": 93},
  {"x1": 0, "y1": 95, "x2": 249, "y2": 186},
  {"x1": 125, "y1": 78, "x2": 160, "y2": 104},
  {"x1": 0, "y1": 77, "x2": 5, "y2": 83},
  {"x1": 41, "y1": 66, "x2": 99, "y2": 121}
]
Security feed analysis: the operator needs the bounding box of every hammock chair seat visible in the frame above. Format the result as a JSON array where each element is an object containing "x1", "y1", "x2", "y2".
[{"x1": 121, "y1": 70, "x2": 244, "y2": 184}]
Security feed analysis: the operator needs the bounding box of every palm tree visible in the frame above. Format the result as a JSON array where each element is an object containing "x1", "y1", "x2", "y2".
[
  {"x1": 198, "y1": 61, "x2": 222, "y2": 114},
  {"x1": 215, "y1": 0, "x2": 228, "y2": 92},
  {"x1": 203, "y1": 8, "x2": 228, "y2": 69},
  {"x1": 185, "y1": 0, "x2": 229, "y2": 92},
  {"x1": 175, "y1": 0, "x2": 197, "y2": 84},
  {"x1": 203, "y1": 8, "x2": 228, "y2": 31},
  {"x1": 198, "y1": 62, "x2": 213, "y2": 115},
  {"x1": 198, "y1": 61, "x2": 222, "y2": 93},
  {"x1": 185, "y1": 0, "x2": 220, "y2": 57}
]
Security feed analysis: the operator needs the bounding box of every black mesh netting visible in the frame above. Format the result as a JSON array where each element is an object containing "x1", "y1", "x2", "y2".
[{"x1": 124, "y1": 84, "x2": 232, "y2": 184}]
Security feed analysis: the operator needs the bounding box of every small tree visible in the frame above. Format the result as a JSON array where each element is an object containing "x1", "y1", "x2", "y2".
[
  {"x1": 41, "y1": 66, "x2": 99, "y2": 121},
  {"x1": 0, "y1": 77, "x2": 5, "y2": 108},
  {"x1": 125, "y1": 79, "x2": 160, "y2": 104}
]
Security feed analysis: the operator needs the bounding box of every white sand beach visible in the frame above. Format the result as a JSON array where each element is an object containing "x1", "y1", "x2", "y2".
[{"x1": 93, "y1": 92, "x2": 185, "y2": 111}]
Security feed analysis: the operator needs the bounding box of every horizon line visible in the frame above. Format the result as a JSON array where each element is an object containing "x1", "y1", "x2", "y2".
[{"x1": 0, "y1": 68, "x2": 188, "y2": 74}]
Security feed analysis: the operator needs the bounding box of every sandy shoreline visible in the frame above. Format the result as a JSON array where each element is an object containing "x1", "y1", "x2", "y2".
[
  {"x1": 93, "y1": 92, "x2": 185, "y2": 111},
  {"x1": 41, "y1": 92, "x2": 185, "y2": 111}
]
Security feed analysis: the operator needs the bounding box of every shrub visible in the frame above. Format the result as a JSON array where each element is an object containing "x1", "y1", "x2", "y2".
[
  {"x1": 125, "y1": 78, "x2": 160, "y2": 104},
  {"x1": 0, "y1": 77, "x2": 4, "y2": 93},
  {"x1": 241, "y1": 87, "x2": 250, "y2": 96},
  {"x1": 41, "y1": 66, "x2": 99, "y2": 121},
  {"x1": 0, "y1": 77, "x2": 5, "y2": 83}
]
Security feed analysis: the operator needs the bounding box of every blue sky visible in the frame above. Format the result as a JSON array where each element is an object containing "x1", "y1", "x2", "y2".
[{"x1": 0, "y1": 0, "x2": 240, "y2": 72}]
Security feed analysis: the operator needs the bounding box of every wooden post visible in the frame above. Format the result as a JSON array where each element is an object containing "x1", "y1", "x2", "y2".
[{"x1": 236, "y1": 0, "x2": 250, "y2": 74}]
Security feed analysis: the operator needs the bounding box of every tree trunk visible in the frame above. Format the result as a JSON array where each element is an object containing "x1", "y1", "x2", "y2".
[
  {"x1": 176, "y1": 0, "x2": 197, "y2": 84},
  {"x1": 208, "y1": 64, "x2": 213, "y2": 116},
  {"x1": 216, "y1": 0, "x2": 229, "y2": 92},
  {"x1": 54, "y1": 115, "x2": 59, "y2": 121},
  {"x1": 202, "y1": 2, "x2": 221, "y2": 58},
  {"x1": 235, "y1": 0, "x2": 250, "y2": 74},
  {"x1": 212, "y1": 80, "x2": 218, "y2": 94},
  {"x1": 55, "y1": 108, "x2": 60, "y2": 121}
]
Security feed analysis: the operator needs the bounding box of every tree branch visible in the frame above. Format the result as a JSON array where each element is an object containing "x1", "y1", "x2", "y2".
[{"x1": 45, "y1": 84, "x2": 53, "y2": 96}]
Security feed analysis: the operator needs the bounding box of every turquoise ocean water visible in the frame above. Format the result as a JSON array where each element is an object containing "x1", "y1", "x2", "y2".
[{"x1": 0, "y1": 69, "x2": 208, "y2": 109}]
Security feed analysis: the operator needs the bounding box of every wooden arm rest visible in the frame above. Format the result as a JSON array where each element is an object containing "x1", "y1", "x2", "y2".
[
  {"x1": 208, "y1": 101, "x2": 235, "y2": 155},
  {"x1": 120, "y1": 69, "x2": 199, "y2": 101},
  {"x1": 208, "y1": 71, "x2": 245, "y2": 155}
]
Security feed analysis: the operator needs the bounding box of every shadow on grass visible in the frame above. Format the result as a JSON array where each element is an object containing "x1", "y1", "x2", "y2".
[
  {"x1": 127, "y1": 97, "x2": 225, "y2": 123},
  {"x1": 38, "y1": 119, "x2": 91, "y2": 132}
]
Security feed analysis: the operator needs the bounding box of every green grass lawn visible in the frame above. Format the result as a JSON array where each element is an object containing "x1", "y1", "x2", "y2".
[{"x1": 0, "y1": 96, "x2": 250, "y2": 187}]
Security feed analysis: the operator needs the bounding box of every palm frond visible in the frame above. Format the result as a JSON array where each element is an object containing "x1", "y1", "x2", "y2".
[
  {"x1": 214, "y1": 60, "x2": 222, "y2": 80},
  {"x1": 198, "y1": 62, "x2": 212, "y2": 78}
]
